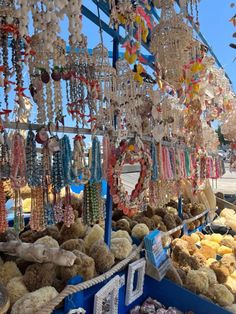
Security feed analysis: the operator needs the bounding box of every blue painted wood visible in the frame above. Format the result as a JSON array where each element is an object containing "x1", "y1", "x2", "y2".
[
  {"x1": 104, "y1": 184, "x2": 113, "y2": 247},
  {"x1": 178, "y1": 195, "x2": 183, "y2": 219},
  {"x1": 54, "y1": 271, "x2": 231, "y2": 314}
]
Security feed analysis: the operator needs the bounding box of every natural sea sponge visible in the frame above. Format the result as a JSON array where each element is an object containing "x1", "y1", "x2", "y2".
[
  {"x1": 208, "y1": 284, "x2": 234, "y2": 307},
  {"x1": 181, "y1": 235, "x2": 197, "y2": 254},
  {"x1": 218, "y1": 245, "x2": 233, "y2": 256},
  {"x1": 6, "y1": 276, "x2": 29, "y2": 306},
  {"x1": 155, "y1": 207, "x2": 166, "y2": 218},
  {"x1": 225, "y1": 272, "x2": 236, "y2": 294},
  {"x1": 221, "y1": 254, "x2": 236, "y2": 273},
  {"x1": 131, "y1": 223, "x2": 149, "y2": 240},
  {"x1": 0, "y1": 228, "x2": 19, "y2": 242},
  {"x1": 11, "y1": 286, "x2": 58, "y2": 314},
  {"x1": 60, "y1": 218, "x2": 87, "y2": 243},
  {"x1": 60, "y1": 239, "x2": 85, "y2": 253},
  {"x1": 197, "y1": 245, "x2": 216, "y2": 260},
  {"x1": 198, "y1": 267, "x2": 217, "y2": 285},
  {"x1": 84, "y1": 224, "x2": 104, "y2": 250},
  {"x1": 206, "y1": 258, "x2": 217, "y2": 267},
  {"x1": 111, "y1": 238, "x2": 132, "y2": 260},
  {"x1": 163, "y1": 213, "x2": 176, "y2": 230},
  {"x1": 20, "y1": 226, "x2": 60, "y2": 243},
  {"x1": 185, "y1": 270, "x2": 209, "y2": 294},
  {"x1": 0, "y1": 261, "x2": 22, "y2": 286},
  {"x1": 116, "y1": 218, "x2": 131, "y2": 233},
  {"x1": 210, "y1": 233, "x2": 223, "y2": 244},
  {"x1": 172, "y1": 239, "x2": 189, "y2": 261},
  {"x1": 210, "y1": 262, "x2": 230, "y2": 283},
  {"x1": 89, "y1": 241, "x2": 115, "y2": 274},
  {"x1": 111, "y1": 230, "x2": 132, "y2": 244},
  {"x1": 23, "y1": 263, "x2": 57, "y2": 292},
  {"x1": 220, "y1": 237, "x2": 236, "y2": 249},
  {"x1": 59, "y1": 250, "x2": 95, "y2": 283},
  {"x1": 193, "y1": 252, "x2": 206, "y2": 268},
  {"x1": 34, "y1": 236, "x2": 59, "y2": 248},
  {"x1": 201, "y1": 240, "x2": 220, "y2": 252}
]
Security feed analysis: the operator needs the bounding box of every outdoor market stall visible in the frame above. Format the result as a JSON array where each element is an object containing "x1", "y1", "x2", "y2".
[{"x1": 0, "y1": 0, "x2": 235, "y2": 314}]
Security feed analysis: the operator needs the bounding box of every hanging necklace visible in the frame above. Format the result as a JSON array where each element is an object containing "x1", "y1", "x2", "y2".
[
  {"x1": 25, "y1": 129, "x2": 42, "y2": 187},
  {"x1": 60, "y1": 135, "x2": 73, "y2": 185},
  {"x1": 90, "y1": 136, "x2": 102, "y2": 183},
  {"x1": 151, "y1": 141, "x2": 158, "y2": 181},
  {"x1": 0, "y1": 180, "x2": 7, "y2": 233},
  {"x1": 10, "y1": 132, "x2": 26, "y2": 232},
  {"x1": 63, "y1": 185, "x2": 75, "y2": 227},
  {"x1": 52, "y1": 137, "x2": 64, "y2": 193},
  {"x1": 29, "y1": 186, "x2": 45, "y2": 232},
  {"x1": 10, "y1": 132, "x2": 26, "y2": 189},
  {"x1": 0, "y1": 130, "x2": 10, "y2": 179},
  {"x1": 60, "y1": 135, "x2": 75, "y2": 227}
]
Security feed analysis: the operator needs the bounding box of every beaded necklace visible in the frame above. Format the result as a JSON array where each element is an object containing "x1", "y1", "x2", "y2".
[
  {"x1": 41, "y1": 146, "x2": 54, "y2": 226},
  {"x1": 169, "y1": 147, "x2": 176, "y2": 179},
  {"x1": 13, "y1": 189, "x2": 24, "y2": 232},
  {"x1": 185, "y1": 149, "x2": 191, "y2": 177},
  {"x1": 61, "y1": 135, "x2": 73, "y2": 185},
  {"x1": 63, "y1": 185, "x2": 75, "y2": 227},
  {"x1": 60, "y1": 135, "x2": 75, "y2": 227},
  {"x1": 52, "y1": 137, "x2": 65, "y2": 193},
  {"x1": 10, "y1": 132, "x2": 26, "y2": 232},
  {"x1": 51, "y1": 137, "x2": 65, "y2": 223},
  {"x1": 90, "y1": 136, "x2": 102, "y2": 183},
  {"x1": 10, "y1": 132, "x2": 26, "y2": 189},
  {"x1": 0, "y1": 131, "x2": 10, "y2": 179},
  {"x1": 30, "y1": 187, "x2": 45, "y2": 232},
  {"x1": 0, "y1": 180, "x2": 8, "y2": 233},
  {"x1": 102, "y1": 134, "x2": 110, "y2": 180},
  {"x1": 83, "y1": 181, "x2": 104, "y2": 225},
  {"x1": 26, "y1": 129, "x2": 42, "y2": 187},
  {"x1": 151, "y1": 141, "x2": 158, "y2": 181}
]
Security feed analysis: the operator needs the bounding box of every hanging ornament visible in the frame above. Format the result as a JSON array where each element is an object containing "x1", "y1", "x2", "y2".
[
  {"x1": 0, "y1": 180, "x2": 7, "y2": 233},
  {"x1": 108, "y1": 138, "x2": 152, "y2": 217},
  {"x1": 150, "y1": 0, "x2": 192, "y2": 89}
]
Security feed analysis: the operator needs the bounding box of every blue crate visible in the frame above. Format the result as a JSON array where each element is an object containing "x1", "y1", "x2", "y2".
[{"x1": 53, "y1": 271, "x2": 232, "y2": 314}]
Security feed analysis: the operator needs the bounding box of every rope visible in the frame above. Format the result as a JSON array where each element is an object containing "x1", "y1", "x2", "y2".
[{"x1": 35, "y1": 242, "x2": 143, "y2": 314}]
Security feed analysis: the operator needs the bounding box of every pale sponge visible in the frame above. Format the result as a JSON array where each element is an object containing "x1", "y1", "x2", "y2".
[
  {"x1": 35, "y1": 236, "x2": 59, "y2": 248},
  {"x1": 111, "y1": 230, "x2": 132, "y2": 244},
  {"x1": 111, "y1": 238, "x2": 133, "y2": 260},
  {"x1": 0, "y1": 261, "x2": 22, "y2": 286},
  {"x1": 84, "y1": 224, "x2": 104, "y2": 250},
  {"x1": 11, "y1": 286, "x2": 58, "y2": 314},
  {"x1": 131, "y1": 223, "x2": 149, "y2": 240},
  {"x1": 6, "y1": 276, "x2": 29, "y2": 306}
]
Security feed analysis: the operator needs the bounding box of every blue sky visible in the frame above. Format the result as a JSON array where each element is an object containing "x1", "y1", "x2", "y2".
[{"x1": 198, "y1": 0, "x2": 235, "y2": 89}]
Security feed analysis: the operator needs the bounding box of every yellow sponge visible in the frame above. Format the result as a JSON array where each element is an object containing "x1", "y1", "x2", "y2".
[
  {"x1": 217, "y1": 245, "x2": 233, "y2": 256},
  {"x1": 210, "y1": 233, "x2": 223, "y2": 244},
  {"x1": 201, "y1": 240, "x2": 220, "y2": 252}
]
